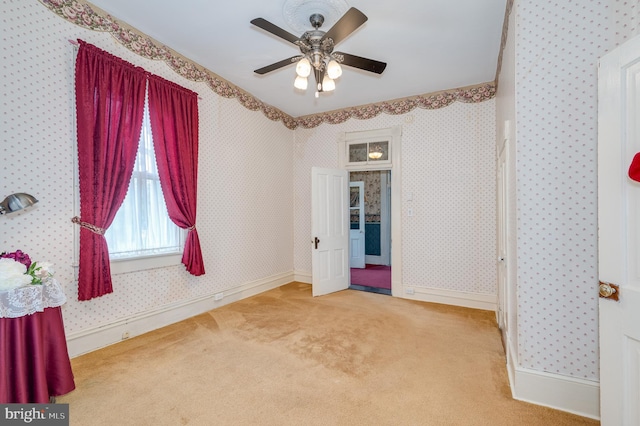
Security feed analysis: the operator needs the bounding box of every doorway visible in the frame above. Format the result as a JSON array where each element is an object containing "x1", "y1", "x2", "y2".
[
  {"x1": 349, "y1": 170, "x2": 392, "y2": 295},
  {"x1": 309, "y1": 125, "x2": 401, "y2": 299}
]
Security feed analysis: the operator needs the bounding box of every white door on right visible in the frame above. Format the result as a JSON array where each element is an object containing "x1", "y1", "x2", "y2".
[{"x1": 598, "y1": 33, "x2": 640, "y2": 426}]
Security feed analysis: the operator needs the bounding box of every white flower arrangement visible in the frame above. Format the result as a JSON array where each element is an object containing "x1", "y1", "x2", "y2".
[{"x1": 0, "y1": 250, "x2": 54, "y2": 292}]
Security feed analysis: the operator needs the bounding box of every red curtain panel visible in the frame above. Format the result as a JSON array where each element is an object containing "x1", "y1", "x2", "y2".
[
  {"x1": 74, "y1": 40, "x2": 147, "y2": 300},
  {"x1": 148, "y1": 74, "x2": 205, "y2": 276}
]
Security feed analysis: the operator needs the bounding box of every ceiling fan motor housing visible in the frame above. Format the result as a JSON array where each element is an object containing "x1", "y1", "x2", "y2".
[
  {"x1": 309, "y1": 13, "x2": 325, "y2": 29},
  {"x1": 298, "y1": 28, "x2": 334, "y2": 70}
]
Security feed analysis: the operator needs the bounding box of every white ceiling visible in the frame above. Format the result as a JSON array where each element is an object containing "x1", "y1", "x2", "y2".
[{"x1": 87, "y1": 0, "x2": 507, "y2": 117}]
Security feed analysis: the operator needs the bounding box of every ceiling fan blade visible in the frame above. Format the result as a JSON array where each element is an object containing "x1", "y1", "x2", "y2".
[
  {"x1": 254, "y1": 56, "x2": 300, "y2": 75},
  {"x1": 251, "y1": 18, "x2": 299, "y2": 44},
  {"x1": 321, "y1": 7, "x2": 368, "y2": 46},
  {"x1": 335, "y1": 52, "x2": 387, "y2": 74}
]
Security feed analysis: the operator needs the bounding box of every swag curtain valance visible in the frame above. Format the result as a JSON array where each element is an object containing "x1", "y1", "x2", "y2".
[{"x1": 74, "y1": 39, "x2": 204, "y2": 302}]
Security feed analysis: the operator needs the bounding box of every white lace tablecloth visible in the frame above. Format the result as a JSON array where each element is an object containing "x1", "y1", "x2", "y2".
[{"x1": 0, "y1": 278, "x2": 67, "y2": 318}]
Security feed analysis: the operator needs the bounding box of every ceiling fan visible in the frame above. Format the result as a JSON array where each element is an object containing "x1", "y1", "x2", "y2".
[{"x1": 251, "y1": 7, "x2": 386, "y2": 97}]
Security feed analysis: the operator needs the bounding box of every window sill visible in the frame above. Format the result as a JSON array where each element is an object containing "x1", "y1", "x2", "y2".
[{"x1": 110, "y1": 253, "x2": 183, "y2": 275}]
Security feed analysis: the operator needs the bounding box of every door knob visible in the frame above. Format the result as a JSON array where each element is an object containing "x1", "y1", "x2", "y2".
[
  {"x1": 312, "y1": 237, "x2": 320, "y2": 249},
  {"x1": 599, "y1": 281, "x2": 619, "y2": 301}
]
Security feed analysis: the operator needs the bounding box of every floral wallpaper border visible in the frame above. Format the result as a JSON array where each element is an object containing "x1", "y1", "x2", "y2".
[
  {"x1": 295, "y1": 84, "x2": 495, "y2": 128},
  {"x1": 40, "y1": 0, "x2": 497, "y2": 130}
]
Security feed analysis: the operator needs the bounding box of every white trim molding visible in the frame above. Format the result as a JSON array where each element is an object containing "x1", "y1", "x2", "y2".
[
  {"x1": 293, "y1": 269, "x2": 312, "y2": 284},
  {"x1": 402, "y1": 285, "x2": 497, "y2": 311},
  {"x1": 66, "y1": 271, "x2": 294, "y2": 358},
  {"x1": 505, "y1": 334, "x2": 600, "y2": 420}
]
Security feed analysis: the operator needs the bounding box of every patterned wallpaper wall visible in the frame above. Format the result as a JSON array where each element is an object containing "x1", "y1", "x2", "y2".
[
  {"x1": 1, "y1": 0, "x2": 293, "y2": 334},
  {"x1": 512, "y1": 0, "x2": 639, "y2": 380},
  {"x1": 293, "y1": 101, "x2": 497, "y2": 296}
]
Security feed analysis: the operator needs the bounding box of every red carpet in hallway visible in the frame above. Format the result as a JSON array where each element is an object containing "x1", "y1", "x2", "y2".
[{"x1": 350, "y1": 264, "x2": 391, "y2": 290}]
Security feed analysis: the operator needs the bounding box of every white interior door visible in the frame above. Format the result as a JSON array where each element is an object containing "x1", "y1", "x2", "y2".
[
  {"x1": 349, "y1": 181, "x2": 366, "y2": 269},
  {"x1": 598, "y1": 33, "x2": 640, "y2": 426},
  {"x1": 496, "y1": 136, "x2": 508, "y2": 331},
  {"x1": 312, "y1": 167, "x2": 349, "y2": 297}
]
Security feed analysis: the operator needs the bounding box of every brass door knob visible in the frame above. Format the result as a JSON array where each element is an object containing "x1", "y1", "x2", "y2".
[{"x1": 599, "y1": 281, "x2": 619, "y2": 301}]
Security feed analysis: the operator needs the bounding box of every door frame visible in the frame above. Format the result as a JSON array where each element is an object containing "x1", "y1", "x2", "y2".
[
  {"x1": 362, "y1": 171, "x2": 391, "y2": 266},
  {"x1": 496, "y1": 123, "x2": 509, "y2": 335},
  {"x1": 339, "y1": 126, "x2": 402, "y2": 297}
]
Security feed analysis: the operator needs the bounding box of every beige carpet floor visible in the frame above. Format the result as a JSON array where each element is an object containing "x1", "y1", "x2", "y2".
[{"x1": 58, "y1": 282, "x2": 599, "y2": 425}]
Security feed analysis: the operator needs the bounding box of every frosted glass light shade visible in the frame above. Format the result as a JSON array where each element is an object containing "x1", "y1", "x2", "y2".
[
  {"x1": 0, "y1": 193, "x2": 38, "y2": 215},
  {"x1": 322, "y1": 75, "x2": 335, "y2": 92},
  {"x1": 294, "y1": 76, "x2": 308, "y2": 90},
  {"x1": 368, "y1": 145, "x2": 384, "y2": 159},
  {"x1": 295, "y1": 58, "x2": 311, "y2": 77},
  {"x1": 327, "y1": 60, "x2": 342, "y2": 79}
]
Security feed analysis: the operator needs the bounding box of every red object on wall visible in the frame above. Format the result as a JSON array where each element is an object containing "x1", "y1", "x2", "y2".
[{"x1": 629, "y1": 152, "x2": 640, "y2": 182}]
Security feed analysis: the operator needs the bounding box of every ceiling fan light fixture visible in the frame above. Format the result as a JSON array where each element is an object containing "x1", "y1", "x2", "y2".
[
  {"x1": 294, "y1": 75, "x2": 308, "y2": 90},
  {"x1": 295, "y1": 57, "x2": 311, "y2": 77},
  {"x1": 322, "y1": 75, "x2": 335, "y2": 92},
  {"x1": 252, "y1": 7, "x2": 387, "y2": 102},
  {"x1": 327, "y1": 59, "x2": 342, "y2": 79}
]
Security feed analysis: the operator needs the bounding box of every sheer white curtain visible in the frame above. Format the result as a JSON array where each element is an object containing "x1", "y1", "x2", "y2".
[{"x1": 105, "y1": 98, "x2": 182, "y2": 259}]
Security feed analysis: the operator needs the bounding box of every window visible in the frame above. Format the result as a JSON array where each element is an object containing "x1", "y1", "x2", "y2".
[
  {"x1": 104, "y1": 99, "x2": 184, "y2": 272},
  {"x1": 340, "y1": 127, "x2": 398, "y2": 171},
  {"x1": 348, "y1": 141, "x2": 390, "y2": 163}
]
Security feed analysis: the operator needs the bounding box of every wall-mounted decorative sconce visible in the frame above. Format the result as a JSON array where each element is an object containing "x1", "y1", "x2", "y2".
[{"x1": 0, "y1": 193, "x2": 38, "y2": 215}]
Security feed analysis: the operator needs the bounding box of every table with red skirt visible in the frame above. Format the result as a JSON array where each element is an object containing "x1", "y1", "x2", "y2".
[{"x1": 0, "y1": 278, "x2": 75, "y2": 403}]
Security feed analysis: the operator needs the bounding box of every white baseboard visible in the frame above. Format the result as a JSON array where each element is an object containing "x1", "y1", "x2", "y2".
[
  {"x1": 293, "y1": 269, "x2": 312, "y2": 284},
  {"x1": 294, "y1": 272, "x2": 494, "y2": 311},
  {"x1": 402, "y1": 285, "x2": 497, "y2": 311},
  {"x1": 66, "y1": 271, "x2": 294, "y2": 358},
  {"x1": 505, "y1": 334, "x2": 600, "y2": 420}
]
